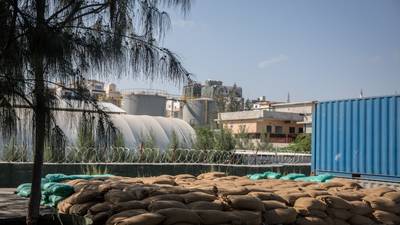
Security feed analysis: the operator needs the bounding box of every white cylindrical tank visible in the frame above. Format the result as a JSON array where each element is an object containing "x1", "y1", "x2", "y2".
[
  {"x1": 182, "y1": 98, "x2": 217, "y2": 126},
  {"x1": 121, "y1": 94, "x2": 167, "y2": 116}
]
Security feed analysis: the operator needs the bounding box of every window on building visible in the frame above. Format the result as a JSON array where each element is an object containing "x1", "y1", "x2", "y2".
[
  {"x1": 289, "y1": 127, "x2": 295, "y2": 134},
  {"x1": 275, "y1": 126, "x2": 283, "y2": 134},
  {"x1": 266, "y1": 125, "x2": 272, "y2": 133},
  {"x1": 299, "y1": 127, "x2": 304, "y2": 133}
]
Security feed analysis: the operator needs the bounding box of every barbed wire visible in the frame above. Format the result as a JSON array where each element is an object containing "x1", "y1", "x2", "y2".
[{"x1": 0, "y1": 146, "x2": 310, "y2": 165}]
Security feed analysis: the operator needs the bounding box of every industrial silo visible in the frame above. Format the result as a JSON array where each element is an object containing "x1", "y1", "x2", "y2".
[
  {"x1": 121, "y1": 92, "x2": 167, "y2": 116},
  {"x1": 183, "y1": 98, "x2": 217, "y2": 127}
]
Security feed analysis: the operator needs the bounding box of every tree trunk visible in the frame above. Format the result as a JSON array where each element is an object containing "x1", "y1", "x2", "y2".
[{"x1": 27, "y1": 1, "x2": 46, "y2": 225}]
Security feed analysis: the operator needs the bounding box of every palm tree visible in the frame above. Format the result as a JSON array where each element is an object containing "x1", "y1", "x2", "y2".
[{"x1": 0, "y1": 1, "x2": 191, "y2": 224}]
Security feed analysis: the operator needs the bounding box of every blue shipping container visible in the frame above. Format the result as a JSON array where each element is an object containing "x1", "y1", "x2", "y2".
[{"x1": 312, "y1": 95, "x2": 400, "y2": 182}]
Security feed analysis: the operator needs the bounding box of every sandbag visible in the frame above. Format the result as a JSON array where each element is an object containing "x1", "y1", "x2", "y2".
[
  {"x1": 86, "y1": 210, "x2": 113, "y2": 224},
  {"x1": 304, "y1": 190, "x2": 330, "y2": 198},
  {"x1": 175, "y1": 174, "x2": 196, "y2": 180},
  {"x1": 383, "y1": 191, "x2": 400, "y2": 203},
  {"x1": 104, "y1": 189, "x2": 136, "y2": 204},
  {"x1": 263, "y1": 207, "x2": 297, "y2": 225},
  {"x1": 295, "y1": 208, "x2": 328, "y2": 218},
  {"x1": 280, "y1": 192, "x2": 309, "y2": 205},
  {"x1": 89, "y1": 202, "x2": 113, "y2": 214},
  {"x1": 157, "y1": 208, "x2": 201, "y2": 225},
  {"x1": 363, "y1": 187, "x2": 395, "y2": 197},
  {"x1": 57, "y1": 201, "x2": 72, "y2": 214},
  {"x1": 105, "y1": 209, "x2": 148, "y2": 225},
  {"x1": 262, "y1": 200, "x2": 288, "y2": 210},
  {"x1": 326, "y1": 208, "x2": 353, "y2": 220},
  {"x1": 348, "y1": 214, "x2": 376, "y2": 225},
  {"x1": 198, "y1": 172, "x2": 226, "y2": 179},
  {"x1": 188, "y1": 201, "x2": 224, "y2": 210},
  {"x1": 294, "y1": 197, "x2": 327, "y2": 211},
  {"x1": 218, "y1": 187, "x2": 249, "y2": 196},
  {"x1": 372, "y1": 210, "x2": 400, "y2": 225},
  {"x1": 182, "y1": 192, "x2": 217, "y2": 203},
  {"x1": 148, "y1": 200, "x2": 187, "y2": 211},
  {"x1": 364, "y1": 196, "x2": 400, "y2": 213},
  {"x1": 333, "y1": 192, "x2": 365, "y2": 201},
  {"x1": 349, "y1": 201, "x2": 373, "y2": 215},
  {"x1": 194, "y1": 210, "x2": 238, "y2": 225},
  {"x1": 69, "y1": 202, "x2": 96, "y2": 216},
  {"x1": 66, "y1": 189, "x2": 101, "y2": 204},
  {"x1": 296, "y1": 216, "x2": 332, "y2": 225},
  {"x1": 144, "y1": 194, "x2": 185, "y2": 204},
  {"x1": 112, "y1": 200, "x2": 148, "y2": 212},
  {"x1": 332, "y1": 218, "x2": 350, "y2": 225},
  {"x1": 317, "y1": 196, "x2": 352, "y2": 209},
  {"x1": 150, "y1": 186, "x2": 189, "y2": 196},
  {"x1": 227, "y1": 195, "x2": 265, "y2": 211},
  {"x1": 118, "y1": 213, "x2": 165, "y2": 225},
  {"x1": 231, "y1": 210, "x2": 262, "y2": 225},
  {"x1": 248, "y1": 192, "x2": 286, "y2": 203}
]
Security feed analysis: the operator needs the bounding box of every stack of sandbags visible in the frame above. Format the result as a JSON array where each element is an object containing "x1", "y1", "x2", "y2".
[
  {"x1": 293, "y1": 197, "x2": 332, "y2": 225},
  {"x1": 361, "y1": 187, "x2": 400, "y2": 225}
]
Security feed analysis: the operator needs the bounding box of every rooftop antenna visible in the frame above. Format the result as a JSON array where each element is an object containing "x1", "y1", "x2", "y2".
[
  {"x1": 287, "y1": 92, "x2": 291, "y2": 103},
  {"x1": 359, "y1": 89, "x2": 364, "y2": 98}
]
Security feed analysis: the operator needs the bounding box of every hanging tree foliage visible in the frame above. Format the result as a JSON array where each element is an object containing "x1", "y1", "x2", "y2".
[{"x1": 0, "y1": 1, "x2": 191, "y2": 224}]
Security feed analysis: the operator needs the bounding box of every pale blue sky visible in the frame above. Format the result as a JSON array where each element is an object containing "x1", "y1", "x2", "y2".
[{"x1": 114, "y1": 0, "x2": 400, "y2": 102}]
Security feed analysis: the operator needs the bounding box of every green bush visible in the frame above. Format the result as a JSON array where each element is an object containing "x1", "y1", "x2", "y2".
[{"x1": 287, "y1": 134, "x2": 311, "y2": 153}]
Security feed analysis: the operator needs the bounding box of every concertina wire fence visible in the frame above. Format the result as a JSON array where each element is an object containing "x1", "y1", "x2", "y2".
[{"x1": 0, "y1": 146, "x2": 311, "y2": 165}]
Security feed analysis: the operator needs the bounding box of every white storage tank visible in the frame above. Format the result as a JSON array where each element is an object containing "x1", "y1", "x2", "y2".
[{"x1": 121, "y1": 93, "x2": 167, "y2": 116}]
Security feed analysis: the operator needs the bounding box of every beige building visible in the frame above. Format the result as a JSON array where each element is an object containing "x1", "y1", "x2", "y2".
[{"x1": 218, "y1": 110, "x2": 304, "y2": 143}]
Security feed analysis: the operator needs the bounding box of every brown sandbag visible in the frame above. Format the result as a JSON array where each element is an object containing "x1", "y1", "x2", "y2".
[
  {"x1": 372, "y1": 210, "x2": 400, "y2": 225},
  {"x1": 280, "y1": 192, "x2": 309, "y2": 205},
  {"x1": 143, "y1": 194, "x2": 185, "y2": 204},
  {"x1": 118, "y1": 213, "x2": 165, "y2": 225},
  {"x1": 197, "y1": 172, "x2": 226, "y2": 179},
  {"x1": 317, "y1": 196, "x2": 352, "y2": 209},
  {"x1": 363, "y1": 187, "x2": 396, "y2": 197},
  {"x1": 246, "y1": 186, "x2": 275, "y2": 193},
  {"x1": 227, "y1": 195, "x2": 265, "y2": 211},
  {"x1": 333, "y1": 192, "x2": 365, "y2": 201},
  {"x1": 248, "y1": 192, "x2": 286, "y2": 203},
  {"x1": 105, "y1": 209, "x2": 148, "y2": 225},
  {"x1": 194, "y1": 210, "x2": 239, "y2": 225},
  {"x1": 104, "y1": 189, "x2": 136, "y2": 204},
  {"x1": 305, "y1": 190, "x2": 330, "y2": 198},
  {"x1": 296, "y1": 216, "x2": 333, "y2": 225},
  {"x1": 218, "y1": 187, "x2": 249, "y2": 196},
  {"x1": 349, "y1": 201, "x2": 373, "y2": 215},
  {"x1": 150, "y1": 186, "x2": 189, "y2": 196},
  {"x1": 294, "y1": 197, "x2": 327, "y2": 211},
  {"x1": 262, "y1": 200, "x2": 288, "y2": 210},
  {"x1": 182, "y1": 192, "x2": 217, "y2": 203},
  {"x1": 157, "y1": 208, "x2": 201, "y2": 225},
  {"x1": 112, "y1": 200, "x2": 148, "y2": 212},
  {"x1": 332, "y1": 218, "x2": 350, "y2": 225},
  {"x1": 383, "y1": 191, "x2": 400, "y2": 203},
  {"x1": 89, "y1": 202, "x2": 113, "y2": 214},
  {"x1": 364, "y1": 196, "x2": 400, "y2": 213},
  {"x1": 348, "y1": 215, "x2": 376, "y2": 225},
  {"x1": 326, "y1": 208, "x2": 353, "y2": 220},
  {"x1": 295, "y1": 208, "x2": 328, "y2": 218},
  {"x1": 98, "y1": 183, "x2": 113, "y2": 193},
  {"x1": 231, "y1": 210, "x2": 262, "y2": 225},
  {"x1": 147, "y1": 177, "x2": 176, "y2": 186},
  {"x1": 86, "y1": 210, "x2": 113, "y2": 224},
  {"x1": 57, "y1": 201, "x2": 72, "y2": 214},
  {"x1": 148, "y1": 200, "x2": 187, "y2": 211},
  {"x1": 69, "y1": 202, "x2": 97, "y2": 216},
  {"x1": 188, "y1": 201, "x2": 224, "y2": 210},
  {"x1": 175, "y1": 174, "x2": 196, "y2": 180},
  {"x1": 319, "y1": 182, "x2": 344, "y2": 189},
  {"x1": 263, "y1": 207, "x2": 297, "y2": 225},
  {"x1": 65, "y1": 189, "x2": 101, "y2": 204}
]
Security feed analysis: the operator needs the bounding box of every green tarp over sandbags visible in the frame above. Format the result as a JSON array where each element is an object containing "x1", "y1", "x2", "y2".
[
  {"x1": 280, "y1": 173, "x2": 306, "y2": 180},
  {"x1": 248, "y1": 171, "x2": 281, "y2": 180},
  {"x1": 294, "y1": 174, "x2": 334, "y2": 182}
]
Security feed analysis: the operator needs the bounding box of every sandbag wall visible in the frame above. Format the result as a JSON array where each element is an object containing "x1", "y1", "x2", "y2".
[{"x1": 56, "y1": 172, "x2": 400, "y2": 225}]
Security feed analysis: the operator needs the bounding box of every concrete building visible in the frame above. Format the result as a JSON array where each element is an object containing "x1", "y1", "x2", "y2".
[
  {"x1": 104, "y1": 83, "x2": 122, "y2": 106},
  {"x1": 218, "y1": 110, "x2": 304, "y2": 143},
  {"x1": 267, "y1": 101, "x2": 316, "y2": 133},
  {"x1": 166, "y1": 99, "x2": 181, "y2": 118}
]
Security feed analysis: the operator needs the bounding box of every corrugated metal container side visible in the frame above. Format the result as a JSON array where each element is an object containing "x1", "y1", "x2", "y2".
[{"x1": 312, "y1": 95, "x2": 400, "y2": 182}]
